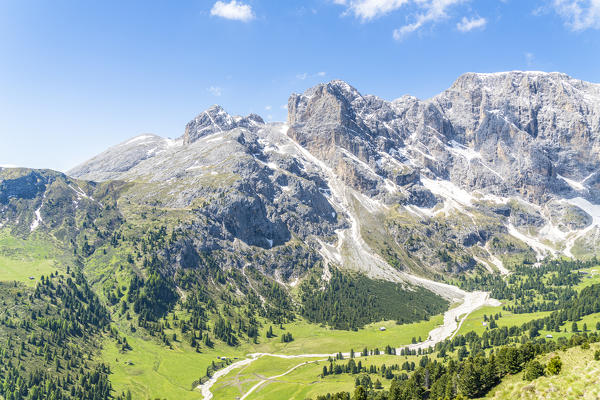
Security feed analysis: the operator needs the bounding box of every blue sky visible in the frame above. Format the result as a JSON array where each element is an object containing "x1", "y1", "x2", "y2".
[{"x1": 1, "y1": 0, "x2": 599, "y2": 171}]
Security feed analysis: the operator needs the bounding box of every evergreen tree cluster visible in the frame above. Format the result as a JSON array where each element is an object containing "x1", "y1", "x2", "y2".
[
  {"x1": 314, "y1": 331, "x2": 594, "y2": 400},
  {"x1": 458, "y1": 258, "x2": 596, "y2": 314},
  {"x1": 0, "y1": 271, "x2": 122, "y2": 400},
  {"x1": 300, "y1": 270, "x2": 448, "y2": 330}
]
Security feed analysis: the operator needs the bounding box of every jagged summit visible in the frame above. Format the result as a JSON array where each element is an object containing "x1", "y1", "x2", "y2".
[
  {"x1": 69, "y1": 70, "x2": 600, "y2": 205},
  {"x1": 288, "y1": 80, "x2": 362, "y2": 114},
  {"x1": 182, "y1": 105, "x2": 264, "y2": 145}
]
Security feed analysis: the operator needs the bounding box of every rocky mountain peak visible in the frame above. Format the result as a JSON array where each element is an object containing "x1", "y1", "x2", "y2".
[
  {"x1": 182, "y1": 105, "x2": 265, "y2": 145},
  {"x1": 70, "y1": 71, "x2": 600, "y2": 206},
  {"x1": 432, "y1": 71, "x2": 600, "y2": 201},
  {"x1": 286, "y1": 80, "x2": 377, "y2": 176},
  {"x1": 324, "y1": 80, "x2": 362, "y2": 102}
]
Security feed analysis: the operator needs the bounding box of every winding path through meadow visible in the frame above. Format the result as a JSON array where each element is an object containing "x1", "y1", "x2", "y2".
[{"x1": 198, "y1": 285, "x2": 500, "y2": 400}]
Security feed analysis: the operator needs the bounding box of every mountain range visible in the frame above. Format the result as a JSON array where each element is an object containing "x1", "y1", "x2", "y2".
[{"x1": 2, "y1": 71, "x2": 600, "y2": 299}]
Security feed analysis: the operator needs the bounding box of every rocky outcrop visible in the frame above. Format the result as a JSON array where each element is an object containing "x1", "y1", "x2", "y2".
[
  {"x1": 0, "y1": 168, "x2": 109, "y2": 240},
  {"x1": 433, "y1": 71, "x2": 600, "y2": 202},
  {"x1": 0, "y1": 170, "x2": 49, "y2": 204},
  {"x1": 183, "y1": 105, "x2": 264, "y2": 144}
]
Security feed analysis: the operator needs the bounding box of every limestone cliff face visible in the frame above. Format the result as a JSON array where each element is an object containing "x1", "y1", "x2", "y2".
[
  {"x1": 433, "y1": 72, "x2": 600, "y2": 202},
  {"x1": 287, "y1": 72, "x2": 600, "y2": 205}
]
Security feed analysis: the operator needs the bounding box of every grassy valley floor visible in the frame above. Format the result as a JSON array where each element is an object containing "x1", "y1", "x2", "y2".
[{"x1": 101, "y1": 315, "x2": 443, "y2": 399}]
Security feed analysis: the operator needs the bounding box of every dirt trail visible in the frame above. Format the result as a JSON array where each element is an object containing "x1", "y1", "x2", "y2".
[
  {"x1": 239, "y1": 358, "x2": 327, "y2": 400},
  {"x1": 198, "y1": 285, "x2": 498, "y2": 399}
]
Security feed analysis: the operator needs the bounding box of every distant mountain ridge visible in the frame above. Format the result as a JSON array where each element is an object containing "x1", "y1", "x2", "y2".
[{"x1": 4, "y1": 71, "x2": 600, "y2": 294}]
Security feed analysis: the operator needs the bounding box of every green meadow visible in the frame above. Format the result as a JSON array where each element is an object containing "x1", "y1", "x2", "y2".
[
  {"x1": 102, "y1": 314, "x2": 444, "y2": 399},
  {"x1": 0, "y1": 230, "x2": 62, "y2": 285}
]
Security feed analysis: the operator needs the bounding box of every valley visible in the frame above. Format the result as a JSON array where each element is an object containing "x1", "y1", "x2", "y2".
[
  {"x1": 1, "y1": 71, "x2": 600, "y2": 399},
  {"x1": 200, "y1": 282, "x2": 496, "y2": 400}
]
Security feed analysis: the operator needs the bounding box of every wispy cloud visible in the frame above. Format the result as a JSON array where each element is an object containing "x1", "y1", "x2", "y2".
[
  {"x1": 392, "y1": 0, "x2": 468, "y2": 41},
  {"x1": 297, "y1": 72, "x2": 326, "y2": 80},
  {"x1": 281, "y1": 104, "x2": 288, "y2": 110},
  {"x1": 456, "y1": 16, "x2": 487, "y2": 32},
  {"x1": 525, "y1": 52, "x2": 535, "y2": 66},
  {"x1": 334, "y1": 0, "x2": 471, "y2": 40},
  {"x1": 208, "y1": 86, "x2": 222, "y2": 96},
  {"x1": 265, "y1": 105, "x2": 272, "y2": 110},
  {"x1": 548, "y1": 0, "x2": 600, "y2": 31},
  {"x1": 334, "y1": 0, "x2": 411, "y2": 21},
  {"x1": 210, "y1": 1, "x2": 255, "y2": 22}
]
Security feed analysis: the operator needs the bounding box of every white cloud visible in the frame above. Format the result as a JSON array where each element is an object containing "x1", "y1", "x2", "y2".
[
  {"x1": 336, "y1": 0, "x2": 411, "y2": 21},
  {"x1": 525, "y1": 52, "x2": 535, "y2": 66},
  {"x1": 281, "y1": 104, "x2": 288, "y2": 110},
  {"x1": 549, "y1": 0, "x2": 600, "y2": 31},
  {"x1": 334, "y1": 0, "x2": 477, "y2": 40},
  {"x1": 265, "y1": 105, "x2": 272, "y2": 110},
  {"x1": 456, "y1": 16, "x2": 487, "y2": 31},
  {"x1": 296, "y1": 72, "x2": 327, "y2": 80},
  {"x1": 208, "y1": 86, "x2": 222, "y2": 96},
  {"x1": 210, "y1": 1, "x2": 255, "y2": 22},
  {"x1": 392, "y1": 0, "x2": 467, "y2": 41}
]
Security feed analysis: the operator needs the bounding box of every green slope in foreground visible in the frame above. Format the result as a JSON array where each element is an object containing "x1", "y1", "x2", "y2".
[{"x1": 486, "y1": 343, "x2": 600, "y2": 399}]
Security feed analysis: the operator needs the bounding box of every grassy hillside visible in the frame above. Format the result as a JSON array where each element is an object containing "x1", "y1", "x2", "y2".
[
  {"x1": 0, "y1": 230, "x2": 64, "y2": 284},
  {"x1": 486, "y1": 343, "x2": 600, "y2": 399}
]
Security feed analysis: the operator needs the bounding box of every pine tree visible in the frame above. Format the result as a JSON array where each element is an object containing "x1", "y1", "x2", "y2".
[
  {"x1": 523, "y1": 360, "x2": 545, "y2": 381},
  {"x1": 481, "y1": 355, "x2": 498, "y2": 390},
  {"x1": 547, "y1": 356, "x2": 562, "y2": 375},
  {"x1": 458, "y1": 361, "x2": 481, "y2": 398},
  {"x1": 353, "y1": 385, "x2": 367, "y2": 400}
]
